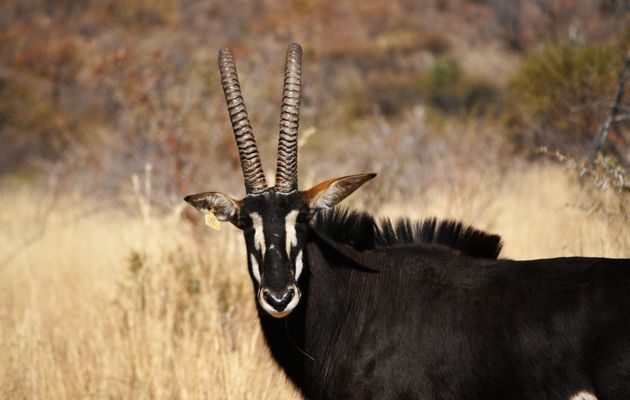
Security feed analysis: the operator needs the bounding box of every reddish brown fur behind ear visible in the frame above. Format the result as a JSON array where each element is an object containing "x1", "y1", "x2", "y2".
[{"x1": 300, "y1": 173, "x2": 377, "y2": 212}]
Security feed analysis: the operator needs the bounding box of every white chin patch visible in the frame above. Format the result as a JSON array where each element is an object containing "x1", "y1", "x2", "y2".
[
  {"x1": 257, "y1": 286, "x2": 301, "y2": 318},
  {"x1": 569, "y1": 391, "x2": 597, "y2": 400}
]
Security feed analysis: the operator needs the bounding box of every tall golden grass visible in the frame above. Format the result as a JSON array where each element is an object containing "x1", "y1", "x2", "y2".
[{"x1": 1, "y1": 164, "x2": 629, "y2": 399}]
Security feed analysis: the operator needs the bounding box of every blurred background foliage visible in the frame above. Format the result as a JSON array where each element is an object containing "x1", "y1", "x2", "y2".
[
  {"x1": 1, "y1": 0, "x2": 629, "y2": 205},
  {"x1": 508, "y1": 39, "x2": 630, "y2": 153}
]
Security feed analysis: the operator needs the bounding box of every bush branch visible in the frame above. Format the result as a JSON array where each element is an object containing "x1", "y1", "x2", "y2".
[{"x1": 591, "y1": 51, "x2": 630, "y2": 158}]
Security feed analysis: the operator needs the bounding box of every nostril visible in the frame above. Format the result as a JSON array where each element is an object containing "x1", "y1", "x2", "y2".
[
  {"x1": 282, "y1": 288, "x2": 295, "y2": 305},
  {"x1": 262, "y1": 289, "x2": 276, "y2": 306}
]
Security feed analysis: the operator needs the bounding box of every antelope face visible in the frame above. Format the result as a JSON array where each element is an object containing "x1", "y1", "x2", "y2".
[
  {"x1": 184, "y1": 43, "x2": 375, "y2": 318},
  {"x1": 241, "y1": 190, "x2": 308, "y2": 317},
  {"x1": 185, "y1": 174, "x2": 374, "y2": 318}
]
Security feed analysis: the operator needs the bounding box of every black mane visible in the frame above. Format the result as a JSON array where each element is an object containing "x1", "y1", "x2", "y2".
[{"x1": 311, "y1": 208, "x2": 502, "y2": 259}]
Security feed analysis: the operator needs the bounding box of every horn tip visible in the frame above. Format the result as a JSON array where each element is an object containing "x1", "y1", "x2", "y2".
[{"x1": 288, "y1": 43, "x2": 302, "y2": 52}]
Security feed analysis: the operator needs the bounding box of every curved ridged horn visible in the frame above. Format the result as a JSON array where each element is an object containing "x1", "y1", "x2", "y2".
[
  {"x1": 218, "y1": 48, "x2": 267, "y2": 194},
  {"x1": 275, "y1": 43, "x2": 302, "y2": 193}
]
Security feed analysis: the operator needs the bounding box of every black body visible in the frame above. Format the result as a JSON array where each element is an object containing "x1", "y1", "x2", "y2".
[
  {"x1": 258, "y1": 209, "x2": 630, "y2": 400},
  {"x1": 183, "y1": 43, "x2": 630, "y2": 400}
]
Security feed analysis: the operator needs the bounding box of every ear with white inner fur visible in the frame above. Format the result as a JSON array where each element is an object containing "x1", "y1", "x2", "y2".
[
  {"x1": 300, "y1": 173, "x2": 377, "y2": 213},
  {"x1": 184, "y1": 192, "x2": 240, "y2": 224}
]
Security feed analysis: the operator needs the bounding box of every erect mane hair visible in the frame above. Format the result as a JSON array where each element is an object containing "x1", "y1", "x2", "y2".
[{"x1": 310, "y1": 208, "x2": 502, "y2": 259}]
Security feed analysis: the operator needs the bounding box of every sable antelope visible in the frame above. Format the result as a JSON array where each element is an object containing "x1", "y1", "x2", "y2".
[{"x1": 185, "y1": 43, "x2": 630, "y2": 400}]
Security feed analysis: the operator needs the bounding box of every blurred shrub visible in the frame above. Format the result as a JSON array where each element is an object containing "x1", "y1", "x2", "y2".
[
  {"x1": 541, "y1": 147, "x2": 630, "y2": 195},
  {"x1": 98, "y1": 0, "x2": 178, "y2": 26},
  {"x1": 412, "y1": 30, "x2": 451, "y2": 56},
  {"x1": 0, "y1": 75, "x2": 75, "y2": 173},
  {"x1": 420, "y1": 58, "x2": 502, "y2": 114},
  {"x1": 599, "y1": 0, "x2": 630, "y2": 14},
  {"x1": 90, "y1": 46, "x2": 217, "y2": 198},
  {"x1": 489, "y1": 0, "x2": 523, "y2": 51},
  {"x1": 345, "y1": 73, "x2": 424, "y2": 116},
  {"x1": 540, "y1": 147, "x2": 630, "y2": 219},
  {"x1": 12, "y1": 36, "x2": 82, "y2": 86},
  {"x1": 508, "y1": 42, "x2": 622, "y2": 151},
  {"x1": 322, "y1": 29, "x2": 451, "y2": 72},
  {"x1": 347, "y1": 58, "x2": 501, "y2": 117},
  {"x1": 0, "y1": 32, "x2": 84, "y2": 173}
]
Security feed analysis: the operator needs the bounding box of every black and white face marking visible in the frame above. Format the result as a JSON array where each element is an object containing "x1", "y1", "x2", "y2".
[
  {"x1": 185, "y1": 174, "x2": 377, "y2": 319},
  {"x1": 285, "y1": 210, "x2": 304, "y2": 279},
  {"x1": 249, "y1": 212, "x2": 265, "y2": 283},
  {"x1": 241, "y1": 191, "x2": 308, "y2": 318}
]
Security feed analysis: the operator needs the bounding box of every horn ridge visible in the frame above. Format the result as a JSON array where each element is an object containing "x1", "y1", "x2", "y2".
[
  {"x1": 275, "y1": 43, "x2": 302, "y2": 193},
  {"x1": 218, "y1": 47, "x2": 267, "y2": 194}
]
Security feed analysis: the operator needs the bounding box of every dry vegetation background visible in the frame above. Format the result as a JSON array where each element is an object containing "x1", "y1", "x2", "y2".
[{"x1": 1, "y1": 0, "x2": 630, "y2": 399}]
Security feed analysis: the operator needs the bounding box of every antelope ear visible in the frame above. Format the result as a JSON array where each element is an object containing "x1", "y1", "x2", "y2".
[
  {"x1": 184, "y1": 192, "x2": 241, "y2": 225},
  {"x1": 300, "y1": 173, "x2": 377, "y2": 212}
]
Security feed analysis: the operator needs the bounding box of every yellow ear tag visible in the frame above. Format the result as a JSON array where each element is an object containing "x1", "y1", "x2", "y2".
[{"x1": 204, "y1": 210, "x2": 221, "y2": 231}]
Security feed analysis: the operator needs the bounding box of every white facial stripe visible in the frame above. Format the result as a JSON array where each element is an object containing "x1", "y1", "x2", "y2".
[
  {"x1": 295, "y1": 250, "x2": 303, "y2": 280},
  {"x1": 285, "y1": 210, "x2": 299, "y2": 257},
  {"x1": 250, "y1": 212, "x2": 266, "y2": 254},
  {"x1": 569, "y1": 391, "x2": 597, "y2": 400},
  {"x1": 250, "y1": 254, "x2": 261, "y2": 283}
]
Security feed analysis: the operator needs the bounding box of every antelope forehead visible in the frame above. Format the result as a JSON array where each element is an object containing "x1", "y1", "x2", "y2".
[{"x1": 249, "y1": 209, "x2": 302, "y2": 258}]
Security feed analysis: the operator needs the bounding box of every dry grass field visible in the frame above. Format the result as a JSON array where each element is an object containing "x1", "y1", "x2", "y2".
[{"x1": 1, "y1": 164, "x2": 629, "y2": 399}]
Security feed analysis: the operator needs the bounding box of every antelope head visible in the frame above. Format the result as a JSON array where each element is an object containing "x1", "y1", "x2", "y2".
[{"x1": 185, "y1": 44, "x2": 375, "y2": 318}]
